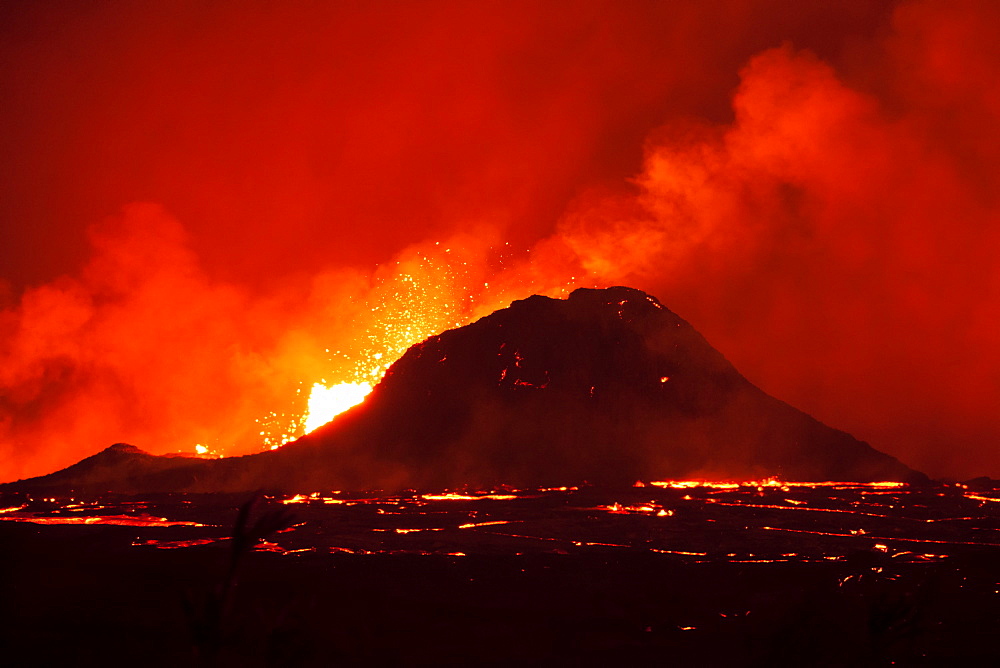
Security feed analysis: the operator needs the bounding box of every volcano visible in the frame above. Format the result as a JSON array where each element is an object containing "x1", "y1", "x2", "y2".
[{"x1": 6, "y1": 287, "x2": 923, "y2": 493}]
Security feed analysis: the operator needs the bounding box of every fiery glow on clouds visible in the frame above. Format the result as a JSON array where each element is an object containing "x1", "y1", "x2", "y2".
[
  {"x1": 556, "y1": 10, "x2": 1000, "y2": 480},
  {"x1": 0, "y1": 204, "x2": 578, "y2": 476},
  {"x1": 2, "y1": 1, "x2": 999, "y2": 480}
]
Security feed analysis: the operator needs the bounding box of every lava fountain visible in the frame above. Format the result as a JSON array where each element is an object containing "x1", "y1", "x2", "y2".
[
  {"x1": 301, "y1": 381, "x2": 373, "y2": 434},
  {"x1": 254, "y1": 240, "x2": 584, "y2": 451}
]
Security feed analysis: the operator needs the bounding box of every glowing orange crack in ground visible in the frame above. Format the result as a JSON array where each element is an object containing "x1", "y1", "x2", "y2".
[{"x1": 0, "y1": 514, "x2": 208, "y2": 527}]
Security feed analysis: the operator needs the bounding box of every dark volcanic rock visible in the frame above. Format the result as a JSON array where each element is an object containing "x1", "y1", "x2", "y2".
[
  {"x1": 4, "y1": 287, "x2": 925, "y2": 493},
  {"x1": 5, "y1": 443, "x2": 205, "y2": 492},
  {"x1": 287, "y1": 286, "x2": 923, "y2": 489}
]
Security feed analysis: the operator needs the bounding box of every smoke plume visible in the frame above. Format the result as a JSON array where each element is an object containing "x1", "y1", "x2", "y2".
[{"x1": 2, "y1": 1, "x2": 998, "y2": 480}]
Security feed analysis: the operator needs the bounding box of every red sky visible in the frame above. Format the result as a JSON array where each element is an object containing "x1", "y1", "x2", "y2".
[{"x1": 2, "y1": 0, "x2": 998, "y2": 481}]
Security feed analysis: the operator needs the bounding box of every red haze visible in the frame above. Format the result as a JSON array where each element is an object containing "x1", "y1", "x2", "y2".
[{"x1": 2, "y1": 1, "x2": 998, "y2": 481}]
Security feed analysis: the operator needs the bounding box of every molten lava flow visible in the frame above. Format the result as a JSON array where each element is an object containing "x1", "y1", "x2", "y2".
[
  {"x1": 134, "y1": 538, "x2": 221, "y2": 549},
  {"x1": 420, "y1": 492, "x2": 519, "y2": 501},
  {"x1": 649, "y1": 479, "x2": 907, "y2": 491},
  {"x1": 0, "y1": 513, "x2": 206, "y2": 527},
  {"x1": 7, "y1": 482, "x2": 993, "y2": 566}
]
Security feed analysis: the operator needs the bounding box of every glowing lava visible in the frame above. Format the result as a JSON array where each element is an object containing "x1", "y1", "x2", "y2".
[
  {"x1": 246, "y1": 240, "x2": 585, "y2": 453},
  {"x1": 254, "y1": 245, "x2": 495, "y2": 450},
  {"x1": 302, "y1": 381, "x2": 373, "y2": 433}
]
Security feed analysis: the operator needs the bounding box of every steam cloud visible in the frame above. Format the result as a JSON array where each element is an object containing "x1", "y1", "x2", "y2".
[{"x1": 2, "y1": 1, "x2": 998, "y2": 480}]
